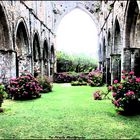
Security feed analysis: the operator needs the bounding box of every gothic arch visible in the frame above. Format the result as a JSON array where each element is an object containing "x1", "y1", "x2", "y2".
[
  {"x1": 50, "y1": 44, "x2": 55, "y2": 63},
  {"x1": 50, "y1": 44, "x2": 55, "y2": 76},
  {"x1": 114, "y1": 17, "x2": 121, "y2": 54},
  {"x1": 43, "y1": 39, "x2": 49, "y2": 61},
  {"x1": 107, "y1": 29, "x2": 111, "y2": 58},
  {"x1": 125, "y1": 0, "x2": 139, "y2": 48},
  {"x1": 124, "y1": 1, "x2": 140, "y2": 76},
  {"x1": 54, "y1": 4, "x2": 99, "y2": 34},
  {"x1": 102, "y1": 37, "x2": 106, "y2": 83},
  {"x1": 43, "y1": 39, "x2": 49, "y2": 75},
  {"x1": 103, "y1": 37, "x2": 106, "y2": 61},
  {"x1": 33, "y1": 32, "x2": 41, "y2": 62},
  {"x1": 0, "y1": 3, "x2": 11, "y2": 50},
  {"x1": 0, "y1": 3, "x2": 13, "y2": 83},
  {"x1": 15, "y1": 19, "x2": 30, "y2": 57},
  {"x1": 15, "y1": 19, "x2": 30, "y2": 76},
  {"x1": 33, "y1": 32, "x2": 41, "y2": 77}
]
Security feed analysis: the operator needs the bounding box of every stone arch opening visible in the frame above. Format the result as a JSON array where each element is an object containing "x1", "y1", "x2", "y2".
[
  {"x1": 0, "y1": 4, "x2": 13, "y2": 83},
  {"x1": 54, "y1": 4, "x2": 99, "y2": 34},
  {"x1": 0, "y1": 4, "x2": 10, "y2": 50},
  {"x1": 107, "y1": 30, "x2": 111, "y2": 57},
  {"x1": 50, "y1": 45, "x2": 55, "y2": 76},
  {"x1": 114, "y1": 18, "x2": 121, "y2": 54},
  {"x1": 56, "y1": 7, "x2": 98, "y2": 63},
  {"x1": 124, "y1": 1, "x2": 140, "y2": 76},
  {"x1": 15, "y1": 21, "x2": 30, "y2": 76},
  {"x1": 106, "y1": 30, "x2": 111, "y2": 85},
  {"x1": 33, "y1": 33, "x2": 41, "y2": 77},
  {"x1": 125, "y1": 1, "x2": 139, "y2": 48},
  {"x1": 102, "y1": 38, "x2": 106, "y2": 83},
  {"x1": 110, "y1": 18, "x2": 122, "y2": 82},
  {"x1": 43, "y1": 40, "x2": 49, "y2": 75}
]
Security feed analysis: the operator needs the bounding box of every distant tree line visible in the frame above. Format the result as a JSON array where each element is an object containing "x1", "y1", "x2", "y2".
[{"x1": 56, "y1": 51, "x2": 98, "y2": 73}]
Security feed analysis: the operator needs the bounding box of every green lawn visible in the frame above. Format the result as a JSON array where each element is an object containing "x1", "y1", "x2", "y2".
[{"x1": 1, "y1": 83, "x2": 140, "y2": 139}]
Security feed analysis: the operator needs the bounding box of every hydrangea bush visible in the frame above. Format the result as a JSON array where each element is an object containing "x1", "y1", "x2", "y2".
[
  {"x1": 37, "y1": 75, "x2": 53, "y2": 93},
  {"x1": 109, "y1": 70, "x2": 140, "y2": 113},
  {"x1": 54, "y1": 72, "x2": 79, "y2": 83},
  {"x1": 87, "y1": 70, "x2": 103, "y2": 87},
  {"x1": 7, "y1": 72, "x2": 42, "y2": 100}
]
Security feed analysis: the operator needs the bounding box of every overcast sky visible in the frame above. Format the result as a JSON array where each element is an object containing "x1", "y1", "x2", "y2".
[{"x1": 56, "y1": 8, "x2": 98, "y2": 60}]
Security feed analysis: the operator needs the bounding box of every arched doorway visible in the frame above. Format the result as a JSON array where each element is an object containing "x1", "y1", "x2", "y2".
[
  {"x1": 102, "y1": 38, "x2": 106, "y2": 83},
  {"x1": 111, "y1": 18, "x2": 121, "y2": 82},
  {"x1": 106, "y1": 30, "x2": 111, "y2": 85},
  {"x1": 124, "y1": 0, "x2": 140, "y2": 76},
  {"x1": 56, "y1": 8, "x2": 98, "y2": 72},
  {"x1": 114, "y1": 18, "x2": 121, "y2": 54},
  {"x1": 0, "y1": 4, "x2": 13, "y2": 83},
  {"x1": 43, "y1": 40, "x2": 49, "y2": 76},
  {"x1": 33, "y1": 33, "x2": 41, "y2": 77},
  {"x1": 15, "y1": 21, "x2": 30, "y2": 76},
  {"x1": 50, "y1": 45, "x2": 55, "y2": 76}
]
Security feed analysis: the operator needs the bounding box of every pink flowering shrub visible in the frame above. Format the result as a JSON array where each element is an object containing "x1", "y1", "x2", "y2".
[
  {"x1": 109, "y1": 70, "x2": 140, "y2": 113},
  {"x1": 36, "y1": 75, "x2": 53, "y2": 93},
  {"x1": 7, "y1": 72, "x2": 42, "y2": 100},
  {"x1": 87, "y1": 70, "x2": 103, "y2": 87},
  {"x1": 93, "y1": 90, "x2": 102, "y2": 100}
]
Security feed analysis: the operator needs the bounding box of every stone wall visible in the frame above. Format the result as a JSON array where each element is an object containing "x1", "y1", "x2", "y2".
[
  {"x1": 1, "y1": 0, "x2": 140, "y2": 85},
  {"x1": 0, "y1": 1, "x2": 56, "y2": 83}
]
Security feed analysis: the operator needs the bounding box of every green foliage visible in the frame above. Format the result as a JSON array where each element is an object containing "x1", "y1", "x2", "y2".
[
  {"x1": 37, "y1": 75, "x2": 53, "y2": 93},
  {"x1": 0, "y1": 83, "x2": 7, "y2": 108},
  {"x1": 0, "y1": 83, "x2": 7, "y2": 98},
  {"x1": 56, "y1": 51, "x2": 98, "y2": 72},
  {"x1": 71, "y1": 81, "x2": 87, "y2": 86}
]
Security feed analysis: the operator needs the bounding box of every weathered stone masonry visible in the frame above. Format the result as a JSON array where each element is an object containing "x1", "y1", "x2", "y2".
[
  {"x1": 0, "y1": 1, "x2": 56, "y2": 83},
  {"x1": 1, "y1": 1, "x2": 140, "y2": 85},
  {"x1": 98, "y1": 0, "x2": 140, "y2": 84},
  {"x1": 51, "y1": 1, "x2": 140, "y2": 84}
]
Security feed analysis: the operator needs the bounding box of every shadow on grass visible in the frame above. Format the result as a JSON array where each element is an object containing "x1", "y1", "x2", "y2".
[{"x1": 116, "y1": 109, "x2": 140, "y2": 116}]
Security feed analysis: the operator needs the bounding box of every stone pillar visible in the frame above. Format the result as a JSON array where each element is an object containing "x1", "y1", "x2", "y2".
[
  {"x1": 98, "y1": 61, "x2": 102, "y2": 71},
  {"x1": 131, "y1": 48, "x2": 140, "y2": 76},
  {"x1": 106, "y1": 58, "x2": 111, "y2": 85},
  {"x1": 40, "y1": 57, "x2": 44, "y2": 77},
  {"x1": 111, "y1": 54, "x2": 121, "y2": 84},
  {"x1": 131, "y1": 51, "x2": 135, "y2": 71},
  {"x1": 122, "y1": 48, "x2": 131, "y2": 73},
  {"x1": 102, "y1": 61, "x2": 106, "y2": 83},
  {"x1": 47, "y1": 59, "x2": 50, "y2": 77}
]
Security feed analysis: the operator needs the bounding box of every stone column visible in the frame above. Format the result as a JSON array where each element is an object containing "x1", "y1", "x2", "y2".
[
  {"x1": 40, "y1": 57, "x2": 44, "y2": 77},
  {"x1": 131, "y1": 50, "x2": 135, "y2": 71},
  {"x1": 122, "y1": 48, "x2": 131, "y2": 73},
  {"x1": 106, "y1": 58, "x2": 111, "y2": 85},
  {"x1": 110, "y1": 54, "x2": 121, "y2": 84},
  {"x1": 98, "y1": 61, "x2": 102, "y2": 71},
  {"x1": 47, "y1": 59, "x2": 50, "y2": 77}
]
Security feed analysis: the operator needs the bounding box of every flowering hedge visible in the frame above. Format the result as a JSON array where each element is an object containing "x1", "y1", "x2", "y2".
[
  {"x1": 109, "y1": 70, "x2": 140, "y2": 113},
  {"x1": 54, "y1": 72, "x2": 79, "y2": 83},
  {"x1": 87, "y1": 70, "x2": 103, "y2": 87},
  {"x1": 37, "y1": 75, "x2": 53, "y2": 93},
  {"x1": 7, "y1": 73, "x2": 42, "y2": 100}
]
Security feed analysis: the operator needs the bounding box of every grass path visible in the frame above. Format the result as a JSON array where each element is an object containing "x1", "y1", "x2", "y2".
[{"x1": 1, "y1": 84, "x2": 140, "y2": 139}]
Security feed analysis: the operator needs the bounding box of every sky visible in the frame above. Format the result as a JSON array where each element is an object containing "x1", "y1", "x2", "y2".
[{"x1": 56, "y1": 8, "x2": 99, "y2": 60}]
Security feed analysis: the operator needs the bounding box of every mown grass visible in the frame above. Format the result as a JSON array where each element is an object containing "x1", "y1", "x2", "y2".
[{"x1": 0, "y1": 84, "x2": 140, "y2": 139}]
